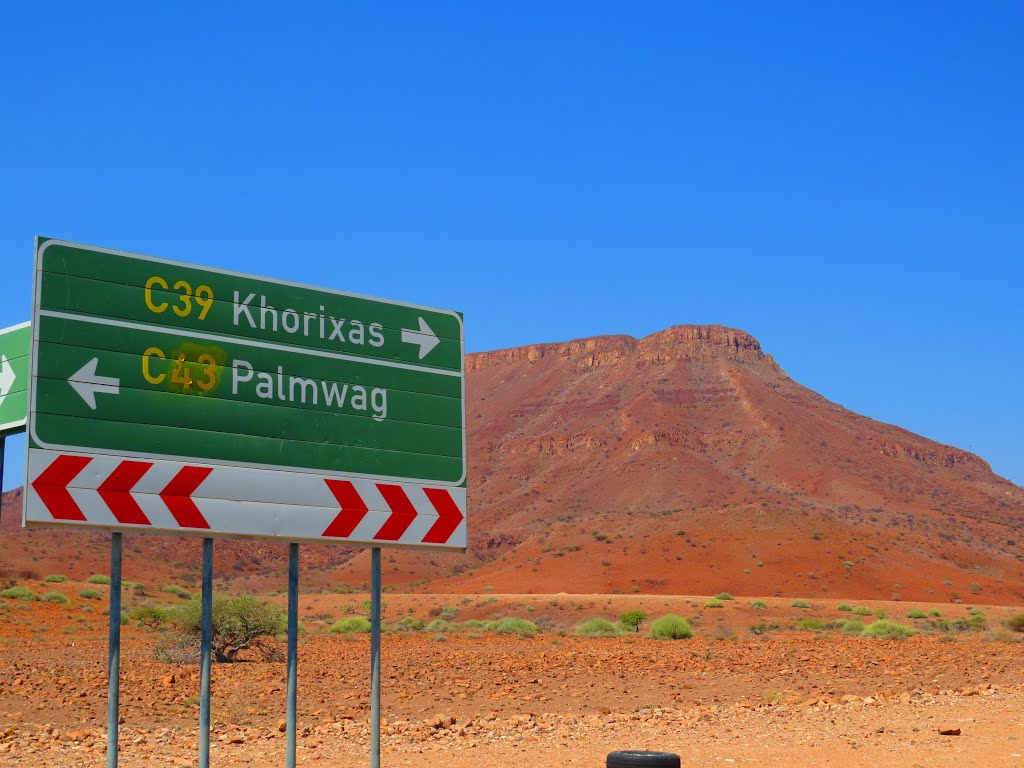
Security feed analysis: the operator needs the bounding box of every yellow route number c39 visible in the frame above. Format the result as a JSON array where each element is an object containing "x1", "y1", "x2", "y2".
[{"x1": 144, "y1": 276, "x2": 214, "y2": 320}]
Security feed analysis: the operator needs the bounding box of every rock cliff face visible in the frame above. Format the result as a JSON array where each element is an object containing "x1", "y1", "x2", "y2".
[
  {"x1": 3, "y1": 325, "x2": 1023, "y2": 602},
  {"x1": 466, "y1": 325, "x2": 777, "y2": 373}
]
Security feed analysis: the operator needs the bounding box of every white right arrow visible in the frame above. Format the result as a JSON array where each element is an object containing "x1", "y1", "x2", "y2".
[
  {"x1": 401, "y1": 317, "x2": 440, "y2": 360},
  {"x1": 0, "y1": 354, "x2": 14, "y2": 408},
  {"x1": 69, "y1": 357, "x2": 121, "y2": 410}
]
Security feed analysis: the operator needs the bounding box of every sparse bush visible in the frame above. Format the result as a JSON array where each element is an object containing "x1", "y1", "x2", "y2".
[
  {"x1": 43, "y1": 575, "x2": 66, "y2": 583},
  {"x1": 2, "y1": 586, "x2": 39, "y2": 601},
  {"x1": 852, "y1": 606, "x2": 872, "y2": 616},
  {"x1": 87, "y1": 575, "x2": 111, "y2": 585},
  {"x1": 42, "y1": 592, "x2": 69, "y2": 604},
  {"x1": 79, "y1": 589, "x2": 102, "y2": 600},
  {"x1": 130, "y1": 606, "x2": 169, "y2": 628},
  {"x1": 162, "y1": 585, "x2": 192, "y2": 600},
  {"x1": 750, "y1": 622, "x2": 780, "y2": 635},
  {"x1": 171, "y1": 595, "x2": 287, "y2": 661},
  {"x1": 751, "y1": 600, "x2": 767, "y2": 609},
  {"x1": 426, "y1": 618, "x2": 451, "y2": 632},
  {"x1": 862, "y1": 620, "x2": 914, "y2": 639},
  {"x1": 398, "y1": 617, "x2": 424, "y2": 631},
  {"x1": 794, "y1": 618, "x2": 823, "y2": 631},
  {"x1": 1005, "y1": 614, "x2": 1024, "y2": 633},
  {"x1": 495, "y1": 618, "x2": 537, "y2": 638},
  {"x1": 619, "y1": 610, "x2": 648, "y2": 632},
  {"x1": 650, "y1": 614, "x2": 694, "y2": 640},
  {"x1": 842, "y1": 620, "x2": 864, "y2": 634},
  {"x1": 714, "y1": 592, "x2": 734, "y2": 601},
  {"x1": 791, "y1": 600, "x2": 810, "y2": 609},
  {"x1": 704, "y1": 599, "x2": 724, "y2": 608},
  {"x1": 837, "y1": 603, "x2": 853, "y2": 612},
  {"x1": 331, "y1": 617, "x2": 371, "y2": 634},
  {"x1": 576, "y1": 618, "x2": 621, "y2": 637},
  {"x1": 928, "y1": 609, "x2": 942, "y2": 617},
  {"x1": 906, "y1": 609, "x2": 927, "y2": 619},
  {"x1": 874, "y1": 608, "x2": 887, "y2": 619}
]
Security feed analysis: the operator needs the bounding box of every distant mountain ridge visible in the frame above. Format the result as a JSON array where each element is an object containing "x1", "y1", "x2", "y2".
[{"x1": 3, "y1": 325, "x2": 1022, "y2": 603}]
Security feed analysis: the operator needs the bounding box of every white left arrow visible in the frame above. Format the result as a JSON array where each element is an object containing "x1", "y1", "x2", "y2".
[
  {"x1": 0, "y1": 354, "x2": 15, "y2": 408},
  {"x1": 69, "y1": 357, "x2": 120, "y2": 410}
]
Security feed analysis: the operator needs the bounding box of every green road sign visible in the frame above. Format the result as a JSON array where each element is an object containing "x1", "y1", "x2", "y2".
[
  {"x1": 25, "y1": 238, "x2": 467, "y2": 549},
  {"x1": 0, "y1": 322, "x2": 31, "y2": 435}
]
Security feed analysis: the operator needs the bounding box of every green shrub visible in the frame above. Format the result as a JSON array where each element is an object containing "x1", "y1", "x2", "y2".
[
  {"x1": 162, "y1": 585, "x2": 192, "y2": 600},
  {"x1": 576, "y1": 618, "x2": 620, "y2": 637},
  {"x1": 2, "y1": 586, "x2": 39, "y2": 601},
  {"x1": 87, "y1": 575, "x2": 111, "y2": 585},
  {"x1": 837, "y1": 603, "x2": 853, "y2": 612},
  {"x1": 906, "y1": 609, "x2": 927, "y2": 619},
  {"x1": 842, "y1": 619, "x2": 864, "y2": 634},
  {"x1": 79, "y1": 589, "x2": 102, "y2": 600},
  {"x1": 398, "y1": 617, "x2": 424, "y2": 631},
  {"x1": 331, "y1": 617, "x2": 371, "y2": 634},
  {"x1": 172, "y1": 595, "x2": 288, "y2": 661},
  {"x1": 619, "y1": 610, "x2": 648, "y2": 632},
  {"x1": 426, "y1": 618, "x2": 451, "y2": 632},
  {"x1": 1005, "y1": 613, "x2": 1024, "y2": 633},
  {"x1": 751, "y1": 600, "x2": 767, "y2": 609},
  {"x1": 862, "y1": 620, "x2": 914, "y2": 639},
  {"x1": 650, "y1": 614, "x2": 694, "y2": 640},
  {"x1": 791, "y1": 600, "x2": 810, "y2": 609},
  {"x1": 495, "y1": 618, "x2": 537, "y2": 638},
  {"x1": 794, "y1": 618, "x2": 823, "y2": 631},
  {"x1": 43, "y1": 575, "x2": 66, "y2": 583},
  {"x1": 852, "y1": 606, "x2": 872, "y2": 616},
  {"x1": 714, "y1": 592, "x2": 734, "y2": 601},
  {"x1": 874, "y1": 608, "x2": 887, "y2": 619},
  {"x1": 42, "y1": 592, "x2": 69, "y2": 604},
  {"x1": 130, "y1": 606, "x2": 169, "y2": 628},
  {"x1": 750, "y1": 622, "x2": 780, "y2": 635},
  {"x1": 704, "y1": 599, "x2": 724, "y2": 608}
]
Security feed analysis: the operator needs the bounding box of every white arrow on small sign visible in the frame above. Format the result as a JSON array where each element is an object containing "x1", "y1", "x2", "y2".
[
  {"x1": 401, "y1": 317, "x2": 440, "y2": 360},
  {"x1": 0, "y1": 354, "x2": 14, "y2": 408},
  {"x1": 69, "y1": 357, "x2": 121, "y2": 410}
]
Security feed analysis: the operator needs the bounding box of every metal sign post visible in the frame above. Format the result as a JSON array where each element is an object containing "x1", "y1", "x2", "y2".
[
  {"x1": 287, "y1": 543, "x2": 299, "y2": 768},
  {"x1": 199, "y1": 538, "x2": 213, "y2": 768},
  {"x1": 106, "y1": 533, "x2": 122, "y2": 768},
  {"x1": 370, "y1": 548, "x2": 382, "y2": 768}
]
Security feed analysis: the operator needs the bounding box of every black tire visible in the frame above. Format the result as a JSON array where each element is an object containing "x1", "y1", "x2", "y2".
[{"x1": 606, "y1": 750, "x2": 681, "y2": 768}]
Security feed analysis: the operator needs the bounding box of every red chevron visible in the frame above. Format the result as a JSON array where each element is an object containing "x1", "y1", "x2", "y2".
[
  {"x1": 97, "y1": 461, "x2": 153, "y2": 525},
  {"x1": 160, "y1": 466, "x2": 212, "y2": 529},
  {"x1": 32, "y1": 455, "x2": 91, "y2": 521},
  {"x1": 374, "y1": 484, "x2": 418, "y2": 540},
  {"x1": 322, "y1": 480, "x2": 369, "y2": 538},
  {"x1": 421, "y1": 488, "x2": 465, "y2": 544}
]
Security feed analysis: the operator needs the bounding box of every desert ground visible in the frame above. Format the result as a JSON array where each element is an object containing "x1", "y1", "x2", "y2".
[{"x1": 1, "y1": 585, "x2": 1023, "y2": 767}]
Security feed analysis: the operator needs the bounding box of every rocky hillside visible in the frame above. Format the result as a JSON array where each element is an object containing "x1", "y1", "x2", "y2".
[{"x1": 3, "y1": 325, "x2": 1023, "y2": 603}]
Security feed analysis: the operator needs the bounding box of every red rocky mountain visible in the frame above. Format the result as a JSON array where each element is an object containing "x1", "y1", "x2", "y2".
[{"x1": 3, "y1": 325, "x2": 1023, "y2": 603}]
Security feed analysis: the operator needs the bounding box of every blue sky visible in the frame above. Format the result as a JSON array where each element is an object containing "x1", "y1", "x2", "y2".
[{"x1": 1, "y1": 2, "x2": 1021, "y2": 488}]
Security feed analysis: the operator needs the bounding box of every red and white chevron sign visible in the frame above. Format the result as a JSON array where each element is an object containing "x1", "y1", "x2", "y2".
[{"x1": 24, "y1": 450, "x2": 466, "y2": 549}]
